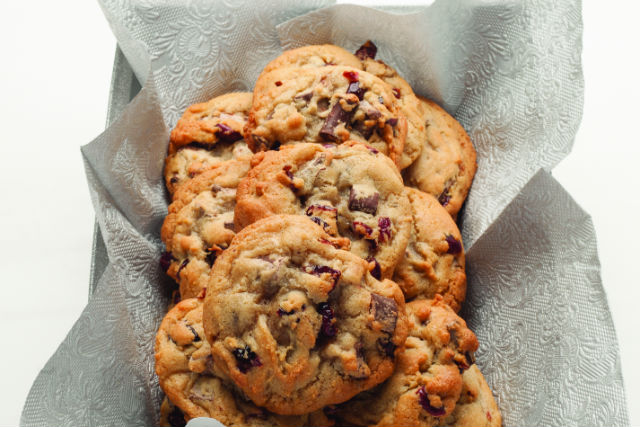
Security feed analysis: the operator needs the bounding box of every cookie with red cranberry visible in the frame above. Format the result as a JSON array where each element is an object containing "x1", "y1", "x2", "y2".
[
  {"x1": 334, "y1": 296, "x2": 479, "y2": 426},
  {"x1": 354, "y1": 41, "x2": 425, "y2": 170},
  {"x1": 161, "y1": 158, "x2": 251, "y2": 299},
  {"x1": 246, "y1": 65, "x2": 407, "y2": 167},
  {"x1": 202, "y1": 215, "x2": 409, "y2": 415},
  {"x1": 393, "y1": 188, "x2": 466, "y2": 312},
  {"x1": 403, "y1": 97, "x2": 477, "y2": 219},
  {"x1": 165, "y1": 92, "x2": 253, "y2": 195},
  {"x1": 449, "y1": 364, "x2": 502, "y2": 427},
  {"x1": 234, "y1": 142, "x2": 412, "y2": 279},
  {"x1": 155, "y1": 298, "x2": 333, "y2": 426}
]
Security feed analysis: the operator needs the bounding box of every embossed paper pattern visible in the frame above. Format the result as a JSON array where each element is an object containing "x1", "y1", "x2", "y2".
[{"x1": 21, "y1": 1, "x2": 630, "y2": 426}]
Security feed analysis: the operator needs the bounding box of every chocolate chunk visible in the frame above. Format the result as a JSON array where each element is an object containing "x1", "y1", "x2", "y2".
[
  {"x1": 416, "y1": 386, "x2": 446, "y2": 417},
  {"x1": 317, "y1": 302, "x2": 337, "y2": 338},
  {"x1": 317, "y1": 98, "x2": 330, "y2": 112},
  {"x1": 319, "y1": 103, "x2": 352, "y2": 142},
  {"x1": 347, "y1": 81, "x2": 365, "y2": 100},
  {"x1": 348, "y1": 188, "x2": 379, "y2": 215},
  {"x1": 445, "y1": 235, "x2": 462, "y2": 254},
  {"x1": 215, "y1": 123, "x2": 243, "y2": 143},
  {"x1": 169, "y1": 176, "x2": 179, "y2": 184},
  {"x1": 167, "y1": 405, "x2": 187, "y2": 427},
  {"x1": 211, "y1": 184, "x2": 222, "y2": 193},
  {"x1": 351, "y1": 343, "x2": 370, "y2": 379},
  {"x1": 353, "y1": 120, "x2": 375, "y2": 140},
  {"x1": 366, "y1": 256, "x2": 382, "y2": 280},
  {"x1": 176, "y1": 259, "x2": 189, "y2": 280},
  {"x1": 369, "y1": 294, "x2": 398, "y2": 334},
  {"x1": 233, "y1": 345, "x2": 262, "y2": 373},
  {"x1": 378, "y1": 217, "x2": 391, "y2": 243},
  {"x1": 355, "y1": 40, "x2": 377, "y2": 60},
  {"x1": 186, "y1": 324, "x2": 201, "y2": 342},
  {"x1": 160, "y1": 251, "x2": 174, "y2": 272},
  {"x1": 277, "y1": 308, "x2": 296, "y2": 316},
  {"x1": 224, "y1": 222, "x2": 235, "y2": 231},
  {"x1": 377, "y1": 337, "x2": 396, "y2": 357},
  {"x1": 205, "y1": 248, "x2": 218, "y2": 267}
]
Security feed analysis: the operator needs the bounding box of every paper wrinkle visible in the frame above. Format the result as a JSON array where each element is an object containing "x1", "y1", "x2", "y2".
[{"x1": 21, "y1": 0, "x2": 629, "y2": 426}]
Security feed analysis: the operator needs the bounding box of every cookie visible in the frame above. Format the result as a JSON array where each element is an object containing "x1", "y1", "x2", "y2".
[
  {"x1": 355, "y1": 41, "x2": 425, "y2": 170},
  {"x1": 335, "y1": 296, "x2": 480, "y2": 427},
  {"x1": 161, "y1": 158, "x2": 251, "y2": 299},
  {"x1": 260, "y1": 44, "x2": 362, "y2": 77},
  {"x1": 246, "y1": 65, "x2": 407, "y2": 167},
  {"x1": 403, "y1": 97, "x2": 477, "y2": 219},
  {"x1": 392, "y1": 188, "x2": 466, "y2": 312},
  {"x1": 165, "y1": 92, "x2": 253, "y2": 195},
  {"x1": 155, "y1": 298, "x2": 333, "y2": 427},
  {"x1": 234, "y1": 142, "x2": 412, "y2": 278},
  {"x1": 449, "y1": 364, "x2": 502, "y2": 427},
  {"x1": 202, "y1": 215, "x2": 409, "y2": 415}
]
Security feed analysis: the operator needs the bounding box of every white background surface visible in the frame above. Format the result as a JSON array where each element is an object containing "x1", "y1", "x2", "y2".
[{"x1": 0, "y1": 0, "x2": 638, "y2": 426}]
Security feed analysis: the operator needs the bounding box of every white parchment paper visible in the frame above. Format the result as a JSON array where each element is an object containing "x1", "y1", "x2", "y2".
[{"x1": 21, "y1": 1, "x2": 629, "y2": 426}]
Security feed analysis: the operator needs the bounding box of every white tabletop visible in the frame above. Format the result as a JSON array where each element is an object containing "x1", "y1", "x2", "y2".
[{"x1": 0, "y1": 0, "x2": 637, "y2": 426}]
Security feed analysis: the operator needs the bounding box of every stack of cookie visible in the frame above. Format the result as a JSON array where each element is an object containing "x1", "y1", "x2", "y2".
[{"x1": 154, "y1": 42, "x2": 501, "y2": 427}]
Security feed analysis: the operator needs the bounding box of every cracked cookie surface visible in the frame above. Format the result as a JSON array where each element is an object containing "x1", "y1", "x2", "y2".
[
  {"x1": 165, "y1": 92, "x2": 253, "y2": 196},
  {"x1": 155, "y1": 298, "x2": 333, "y2": 426},
  {"x1": 393, "y1": 188, "x2": 466, "y2": 312},
  {"x1": 234, "y1": 142, "x2": 412, "y2": 279},
  {"x1": 202, "y1": 215, "x2": 409, "y2": 415},
  {"x1": 403, "y1": 97, "x2": 477, "y2": 219},
  {"x1": 246, "y1": 65, "x2": 406, "y2": 167},
  {"x1": 161, "y1": 158, "x2": 251, "y2": 299}
]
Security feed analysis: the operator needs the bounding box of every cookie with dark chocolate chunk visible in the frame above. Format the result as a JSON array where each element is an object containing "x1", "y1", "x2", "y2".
[
  {"x1": 161, "y1": 158, "x2": 251, "y2": 299},
  {"x1": 155, "y1": 298, "x2": 333, "y2": 426},
  {"x1": 334, "y1": 297, "x2": 499, "y2": 427},
  {"x1": 202, "y1": 215, "x2": 409, "y2": 415},
  {"x1": 234, "y1": 142, "x2": 412, "y2": 279},
  {"x1": 246, "y1": 65, "x2": 407, "y2": 167}
]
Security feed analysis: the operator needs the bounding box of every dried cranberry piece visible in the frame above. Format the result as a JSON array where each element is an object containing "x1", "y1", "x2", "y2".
[
  {"x1": 310, "y1": 216, "x2": 330, "y2": 231},
  {"x1": 416, "y1": 386, "x2": 446, "y2": 417},
  {"x1": 172, "y1": 290, "x2": 181, "y2": 305},
  {"x1": 275, "y1": 80, "x2": 283, "y2": 86},
  {"x1": 438, "y1": 180, "x2": 454, "y2": 207},
  {"x1": 215, "y1": 123, "x2": 243, "y2": 143},
  {"x1": 342, "y1": 70, "x2": 359, "y2": 82},
  {"x1": 167, "y1": 405, "x2": 187, "y2": 427},
  {"x1": 186, "y1": 324, "x2": 201, "y2": 342},
  {"x1": 347, "y1": 81, "x2": 365, "y2": 100},
  {"x1": 368, "y1": 145, "x2": 379, "y2": 154},
  {"x1": 366, "y1": 256, "x2": 381, "y2": 280},
  {"x1": 348, "y1": 188, "x2": 379, "y2": 215},
  {"x1": 211, "y1": 184, "x2": 222, "y2": 193},
  {"x1": 455, "y1": 351, "x2": 476, "y2": 373},
  {"x1": 378, "y1": 217, "x2": 392, "y2": 243},
  {"x1": 385, "y1": 118, "x2": 398, "y2": 127},
  {"x1": 160, "y1": 251, "x2": 174, "y2": 272},
  {"x1": 392, "y1": 88, "x2": 401, "y2": 99},
  {"x1": 317, "y1": 302, "x2": 337, "y2": 337},
  {"x1": 176, "y1": 259, "x2": 189, "y2": 280},
  {"x1": 224, "y1": 222, "x2": 235, "y2": 231},
  {"x1": 445, "y1": 235, "x2": 462, "y2": 255},
  {"x1": 233, "y1": 345, "x2": 262, "y2": 373},
  {"x1": 283, "y1": 165, "x2": 294, "y2": 181},
  {"x1": 355, "y1": 40, "x2": 377, "y2": 60},
  {"x1": 306, "y1": 204, "x2": 337, "y2": 214}
]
